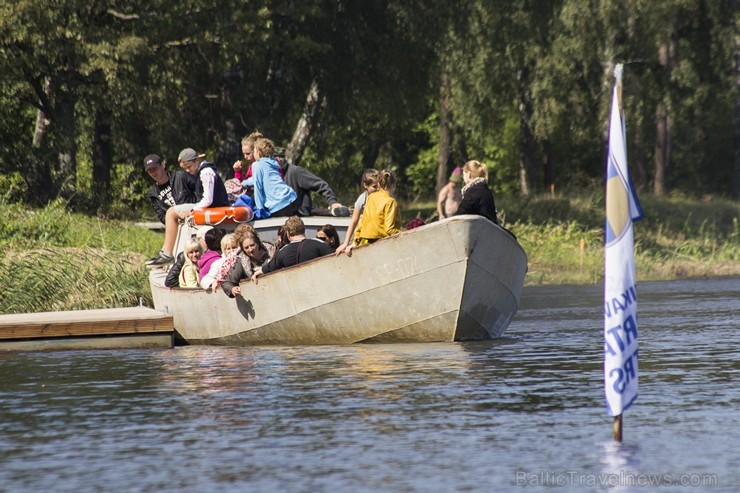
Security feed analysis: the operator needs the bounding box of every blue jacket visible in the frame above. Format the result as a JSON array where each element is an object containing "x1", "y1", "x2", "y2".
[{"x1": 243, "y1": 157, "x2": 297, "y2": 218}]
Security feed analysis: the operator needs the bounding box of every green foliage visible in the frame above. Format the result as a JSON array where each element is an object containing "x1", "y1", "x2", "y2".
[
  {"x1": 0, "y1": 200, "x2": 161, "y2": 314},
  {"x1": 0, "y1": 0, "x2": 737, "y2": 214}
]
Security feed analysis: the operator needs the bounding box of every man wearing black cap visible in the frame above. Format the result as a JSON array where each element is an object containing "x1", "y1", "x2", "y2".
[{"x1": 144, "y1": 154, "x2": 197, "y2": 224}]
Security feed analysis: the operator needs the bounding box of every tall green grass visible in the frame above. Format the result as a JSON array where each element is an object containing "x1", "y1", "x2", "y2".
[
  {"x1": 0, "y1": 199, "x2": 162, "y2": 314},
  {"x1": 0, "y1": 193, "x2": 737, "y2": 313},
  {"x1": 403, "y1": 191, "x2": 739, "y2": 286}
]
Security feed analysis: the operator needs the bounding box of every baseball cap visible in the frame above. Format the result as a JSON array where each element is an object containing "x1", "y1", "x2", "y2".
[
  {"x1": 144, "y1": 154, "x2": 162, "y2": 171},
  {"x1": 178, "y1": 148, "x2": 206, "y2": 163}
]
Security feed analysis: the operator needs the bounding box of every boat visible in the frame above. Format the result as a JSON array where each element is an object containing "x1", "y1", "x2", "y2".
[{"x1": 149, "y1": 214, "x2": 528, "y2": 345}]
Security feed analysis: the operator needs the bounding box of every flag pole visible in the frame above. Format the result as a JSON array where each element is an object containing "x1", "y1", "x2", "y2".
[
  {"x1": 604, "y1": 62, "x2": 641, "y2": 443},
  {"x1": 613, "y1": 65, "x2": 624, "y2": 445}
]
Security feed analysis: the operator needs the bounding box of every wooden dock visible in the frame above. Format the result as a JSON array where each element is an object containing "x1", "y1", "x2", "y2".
[{"x1": 0, "y1": 307, "x2": 174, "y2": 351}]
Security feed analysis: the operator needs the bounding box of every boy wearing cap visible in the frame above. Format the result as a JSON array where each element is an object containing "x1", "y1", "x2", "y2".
[
  {"x1": 436, "y1": 167, "x2": 463, "y2": 220},
  {"x1": 144, "y1": 154, "x2": 197, "y2": 224},
  {"x1": 146, "y1": 149, "x2": 229, "y2": 267}
]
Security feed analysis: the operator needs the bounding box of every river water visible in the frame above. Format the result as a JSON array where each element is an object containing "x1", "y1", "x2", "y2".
[{"x1": 1, "y1": 277, "x2": 738, "y2": 492}]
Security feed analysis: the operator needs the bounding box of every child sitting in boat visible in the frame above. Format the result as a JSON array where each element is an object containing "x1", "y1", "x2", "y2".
[
  {"x1": 316, "y1": 224, "x2": 340, "y2": 250},
  {"x1": 221, "y1": 225, "x2": 276, "y2": 298},
  {"x1": 454, "y1": 160, "x2": 499, "y2": 225},
  {"x1": 241, "y1": 138, "x2": 298, "y2": 219},
  {"x1": 344, "y1": 169, "x2": 401, "y2": 256},
  {"x1": 335, "y1": 168, "x2": 379, "y2": 256},
  {"x1": 179, "y1": 240, "x2": 203, "y2": 288},
  {"x1": 197, "y1": 228, "x2": 226, "y2": 285},
  {"x1": 201, "y1": 233, "x2": 237, "y2": 291}
]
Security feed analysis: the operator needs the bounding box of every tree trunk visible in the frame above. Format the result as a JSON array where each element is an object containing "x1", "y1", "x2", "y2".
[
  {"x1": 653, "y1": 100, "x2": 671, "y2": 196},
  {"x1": 33, "y1": 78, "x2": 53, "y2": 147},
  {"x1": 518, "y1": 97, "x2": 537, "y2": 196},
  {"x1": 654, "y1": 35, "x2": 676, "y2": 196},
  {"x1": 55, "y1": 89, "x2": 77, "y2": 185},
  {"x1": 632, "y1": 130, "x2": 648, "y2": 192},
  {"x1": 286, "y1": 79, "x2": 326, "y2": 166},
  {"x1": 361, "y1": 139, "x2": 381, "y2": 171},
  {"x1": 215, "y1": 118, "x2": 240, "y2": 176},
  {"x1": 92, "y1": 109, "x2": 112, "y2": 194},
  {"x1": 542, "y1": 138, "x2": 554, "y2": 193},
  {"x1": 436, "y1": 73, "x2": 452, "y2": 194}
]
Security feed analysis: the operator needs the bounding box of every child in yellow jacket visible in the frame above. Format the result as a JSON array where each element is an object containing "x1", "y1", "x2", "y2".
[{"x1": 348, "y1": 169, "x2": 401, "y2": 254}]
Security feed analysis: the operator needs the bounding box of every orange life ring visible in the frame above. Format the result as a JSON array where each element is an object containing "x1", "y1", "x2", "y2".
[{"x1": 190, "y1": 206, "x2": 254, "y2": 225}]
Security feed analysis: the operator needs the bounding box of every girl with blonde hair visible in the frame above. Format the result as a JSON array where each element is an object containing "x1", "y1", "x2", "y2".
[
  {"x1": 454, "y1": 160, "x2": 498, "y2": 225},
  {"x1": 179, "y1": 240, "x2": 203, "y2": 288}
]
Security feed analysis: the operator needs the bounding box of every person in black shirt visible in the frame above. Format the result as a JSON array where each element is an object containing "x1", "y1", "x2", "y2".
[
  {"x1": 251, "y1": 216, "x2": 333, "y2": 283},
  {"x1": 144, "y1": 154, "x2": 196, "y2": 224},
  {"x1": 454, "y1": 160, "x2": 499, "y2": 225}
]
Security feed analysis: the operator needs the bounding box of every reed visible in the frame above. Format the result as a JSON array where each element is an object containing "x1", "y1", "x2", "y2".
[
  {"x1": 0, "y1": 200, "x2": 161, "y2": 314},
  {"x1": 402, "y1": 191, "x2": 739, "y2": 286},
  {"x1": 0, "y1": 193, "x2": 736, "y2": 313}
]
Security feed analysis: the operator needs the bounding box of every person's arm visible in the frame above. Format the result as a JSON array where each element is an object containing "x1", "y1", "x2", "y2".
[
  {"x1": 437, "y1": 186, "x2": 448, "y2": 219},
  {"x1": 165, "y1": 253, "x2": 186, "y2": 288},
  {"x1": 221, "y1": 261, "x2": 245, "y2": 298},
  {"x1": 233, "y1": 161, "x2": 243, "y2": 181},
  {"x1": 336, "y1": 207, "x2": 362, "y2": 256},
  {"x1": 193, "y1": 168, "x2": 216, "y2": 210},
  {"x1": 297, "y1": 168, "x2": 338, "y2": 206},
  {"x1": 150, "y1": 195, "x2": 168, "y2": 224}
]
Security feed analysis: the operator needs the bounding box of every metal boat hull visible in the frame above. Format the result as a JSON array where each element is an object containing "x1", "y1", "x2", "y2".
[{"x1": 149, "y1": 215, "x2": 527, "y2": 345}]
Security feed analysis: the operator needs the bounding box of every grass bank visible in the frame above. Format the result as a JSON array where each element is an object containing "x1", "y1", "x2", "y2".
[
  {"x1": 404, "y1": 192, "x2": 739, "y2": 285},
  {"x1": 0, "y1": 194, "x2": 737, "y2": 314}
]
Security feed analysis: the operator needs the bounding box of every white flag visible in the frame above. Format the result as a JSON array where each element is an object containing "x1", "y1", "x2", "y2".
[{"x1": 604, "y1": 64, "x2": 643, "y2": 416}]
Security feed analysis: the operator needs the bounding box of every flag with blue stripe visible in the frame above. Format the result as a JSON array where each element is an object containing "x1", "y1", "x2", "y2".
[{"x1": 604, "y1": 64, "x2": 642, "y2": 416}]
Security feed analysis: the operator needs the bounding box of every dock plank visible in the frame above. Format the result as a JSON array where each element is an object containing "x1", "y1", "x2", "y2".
[{"x1": 0, "y1": 307, "x2": 173, "y2": 340}]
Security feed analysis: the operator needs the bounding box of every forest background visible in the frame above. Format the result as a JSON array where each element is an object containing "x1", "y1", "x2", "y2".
[{"x1": 0, "y1": 1, "x2": 738, "y2": 313}]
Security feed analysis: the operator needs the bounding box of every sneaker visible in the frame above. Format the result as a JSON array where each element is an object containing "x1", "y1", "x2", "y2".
[
  {"x1": 331, "y1": 206, "x2": 350, "y2": 217},
  {"x1": 146, "y1": 252, "x2": 175, "y2": 267}
]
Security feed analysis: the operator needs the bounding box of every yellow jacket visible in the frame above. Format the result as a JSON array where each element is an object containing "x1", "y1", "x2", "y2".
[{"x1": 354, "y1": 189, "x2": 401, "y2": 244}]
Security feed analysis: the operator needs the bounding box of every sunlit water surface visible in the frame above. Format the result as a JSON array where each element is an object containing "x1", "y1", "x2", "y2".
[{"x1": 1, "y1": 277, "x2": 738, "y2": 492}]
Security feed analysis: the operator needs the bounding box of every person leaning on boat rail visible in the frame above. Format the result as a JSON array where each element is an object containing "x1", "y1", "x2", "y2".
[
  {"x1": 273, "y1": 146, "x2": 350, "y2": 217},
  {"x1": 146, "y1": 148, "x2": 230, "y2": 267},
  {"x1": 179, "y1": 240, "x2": 203, "y2": 288},
  {"x1": 201, "y1": 233, "x2": 237, "y2": 291},
  {"x1": 336, "y1": 168, "x2": 379, "y2": 256},
  {"x1": 344, "y1": 169, "x2": 402, "y2": 256},
  {"x1": 251, "y1": 216, "x2": 334, "y2": 284},
  {"x1": 144, "y1": 153, "x2": 197, "y2": 225},
  {"x1": 221, "y1": 224, "x2": 276, "y2": 298},
  {"x1": 453, "y1": 160, "x2": 499, "y2": 225}
]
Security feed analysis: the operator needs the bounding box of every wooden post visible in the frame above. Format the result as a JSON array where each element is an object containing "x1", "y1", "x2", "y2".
[
  {"x1": 580, "y1": 238, "x2": 585, "y2": 272},
  {"x1": 613, "y1": 414, "x2": 623, "y2": 442}
]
